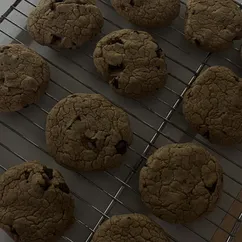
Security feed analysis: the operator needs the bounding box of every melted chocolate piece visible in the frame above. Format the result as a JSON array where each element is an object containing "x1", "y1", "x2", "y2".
[
  {"x1": 43, "y1": 167, "x2": 53, "y2": 180},
  {"x1": 56, "y1": 183, "x2": 70, "y2": 194},
  {"x1": 115, "y1": 140, "x2": 128, "y2": 154},
  {"x1": 205, "y1": 181, "x2": 217, "y2": 194}
]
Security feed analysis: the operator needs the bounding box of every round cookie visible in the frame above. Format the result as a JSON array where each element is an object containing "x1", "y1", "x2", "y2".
[
  {"x1": 184, "y1": 0, "x2": 242, "y2": 52},
  {"x1": 0, "y1": 44, "x2": 49, "y2": 112},
  {"x1": 111, "y1": 0, "x2": 180, "y2": 27},
  {"x1": 0, "y1": 161, "x2": 75, "y2": 242},
  {"x1": 46, "y1": 93, "x2": 133, "y2": 171},
  {"x1": 139, "y1": 143, "x2": 223, "y2": 223},
  {"x1": 27, "y1": 0, "x2": 104, "y2": 49},
  {"x1": 91, "y1": 213, "x2": 170, "y2": 242},
  {"x1": 93, "y1": 29, "x2": 168, "y2": 98},
  {"x1": 183, "y1": 66, "x2": 242, "y2": 145}
]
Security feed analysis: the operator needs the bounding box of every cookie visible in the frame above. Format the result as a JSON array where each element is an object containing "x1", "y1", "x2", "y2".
[
  {"x1": 0, "y1": 161, "x2": 75, "y2": 242},
  {"x1": 183, "y1": 66, "x2": 242, "y2": 145},
  {"x1": 91, "y1": 213, "x2": 170, "y2": 242},
  {"x1": 111, "y1": 0, "x2": 180, "y2": 27},
  {"x1": 0, "y1": 44, "x2": 49, "y2": 112},
  {"x1": 46, "y1": 93, "x2": 133, "y2": 171},
  {"x1": 93, "y1": 29, "x2": 167, "y2": 98},
  {"x1": 27, "y1": 0, "x2": 104, "y2": 49},
  {"x1": 184, "y1": 0, "x2": 242, "y2": 52},
  {"x1": 139, "y1": 143, "x2": 223, "y2": 223}
]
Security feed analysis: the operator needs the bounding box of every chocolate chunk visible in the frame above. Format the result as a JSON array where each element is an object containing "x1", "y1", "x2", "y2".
[
  {"x1": 205, "y1": 181, "x2": 217, "y2": 194},
  {"x1": 40, "y1": 176, "x2": 51, "y2": 191},
  {"x1": 86, "y1": 137, "x2": 97, "y2": 150},
  {"x1": 115, "y1": 140, "x2": 128, "y2": 154},
  {"x1": 50, "y1": 3, "x2": 56, "y2": 10},
  {"x1": 51, "y1": 35, "x2": 62, "y2": 45},
  {"x1": 108, "y1": 63, "x2": 124, "y2": 73},
  {"x1": 0, "y1": 46, "x2": 10, "y2": 53},
  {"x1": 194, "y1": 39, "x2": 200, "y2": 46},
  {"x1": 156, "y1": 48, "x2": 163, "y2": 58},
  {"x1": 112, "y1": 77, "x2": 119, "y2": 89},
  {"x1": 43, "y1": 167, "x2": 53, "y2": 180},
  {"x1": 24, "y1": 171, "x2": 30, "y2": 180},
  {"x1": 56, "y1": 183, "x2": 70, "y2": 194},
  {"x1": 107, "y1": 37, "x2": 124, "y2": 45},
  {"x1": 234, "y1": 76, "x2": 240, "y2": 82},
  {"x1": 10, "y1": 226, "x2": 18, "y2": 237},
  {"x1": 203, "y1": 131, "x2": 210, "y2": 139}
]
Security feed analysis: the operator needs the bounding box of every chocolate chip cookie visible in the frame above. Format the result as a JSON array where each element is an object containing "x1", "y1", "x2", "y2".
[
  {"x1": 139, "y1": 143, "x2": 223, "y2": 223},
  {"x1": 46, "y1": 93, "x2": 133, "y2": 171},
  {"x1": 0, "y1": 44, "x2": 49, "y2": 112},
  {"x1": 0, "y1": 161, "x2": 75, "y2": 242},
  {"x1": 184, "y1": 0, "x2": 242, "y2": 52},
  {"x1": 92, "y1": 213, "x2": 170, "y2": 242},
  {"x1": 111, "y1": 0, "x2": 180, "y2": 27},
  {"x1": 93, "y1": 29, "x2": 168, "y2": 98},
  {"x1": 183, "y1": 66, "x2": 242, "y2": 145},
  {"x1": 27, "y1": 0, "x2": 104, "y2": 49}
]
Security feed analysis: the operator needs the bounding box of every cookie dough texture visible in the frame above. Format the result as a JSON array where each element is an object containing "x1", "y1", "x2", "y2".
[
  {"x1": 27, "y1": 0, "x2": 104, "y2": 49},
  {"x1": 184, "y1": 0, "x2": 242, "y2": 52},
  {"x1": 46, "y1": 93, "x2": 133, "y2": 171},
  {"x1": 94, "y1": 29, "x2": 168, "y2": 98},
  {"x1": 0, "y1": 161, "x2": 75, "y2": 242},
  {"x1": 91, "y1": 213, "x2": 170, "y2": 242},
  {"x1": 0, "y1": 44, "x2": 49, "y2": 112},
  {"x1": 111, "y1": 0, "x2": 180, "y2": 27},
  {"x1": 183, "y1": 66, "x2": 242, "y2": 145},
  {"x1": 139, "y1": 143, "x2": 223, "y2": 223}
]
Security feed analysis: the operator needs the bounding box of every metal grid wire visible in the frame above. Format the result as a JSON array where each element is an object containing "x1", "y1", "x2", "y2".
[{"x1": 0, "y1": 0, "x2": 242, "y2": 241}]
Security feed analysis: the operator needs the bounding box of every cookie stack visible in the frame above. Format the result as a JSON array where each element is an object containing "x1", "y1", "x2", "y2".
[{"x1": 2, "y1": 0, "x2": 242, "y2": 241}]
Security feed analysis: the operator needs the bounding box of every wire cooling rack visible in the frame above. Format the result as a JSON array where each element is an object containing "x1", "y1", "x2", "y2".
[{"x1": 1, "y1": 0, "x2": 242, "y2": 241}]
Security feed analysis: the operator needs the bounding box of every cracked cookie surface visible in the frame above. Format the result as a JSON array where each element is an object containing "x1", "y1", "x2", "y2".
[
  {"x1": 111, "y1": 0, "x2": 180, "y2": 27},
  {"x1": 183, "y1": 66, "x2": 242, "y2": 145},
  {"x1": 139, "y1": 143, "x2": 223, "y2": 223},
  {"x1": 91, "y1": 213, "x2": 170, "y2": 242},
  {"x1": 0, "y1": 44, "x2": 49, "y2": 112},
  {"x1": 27, "y1": 0, "x2": 104, "y2": 49},
  {"x1": 184, "y1": 0, "x2": 242, "y2": 52},
  {"x1": 46, "y1": 93, "x2": 133, "y2": 171},
  {"x1": 93, "y1": 29, "x2": 168, "y2": 98},
  {"x1": 0, "y1": 161, "x2": 75, "y2": 242}
]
